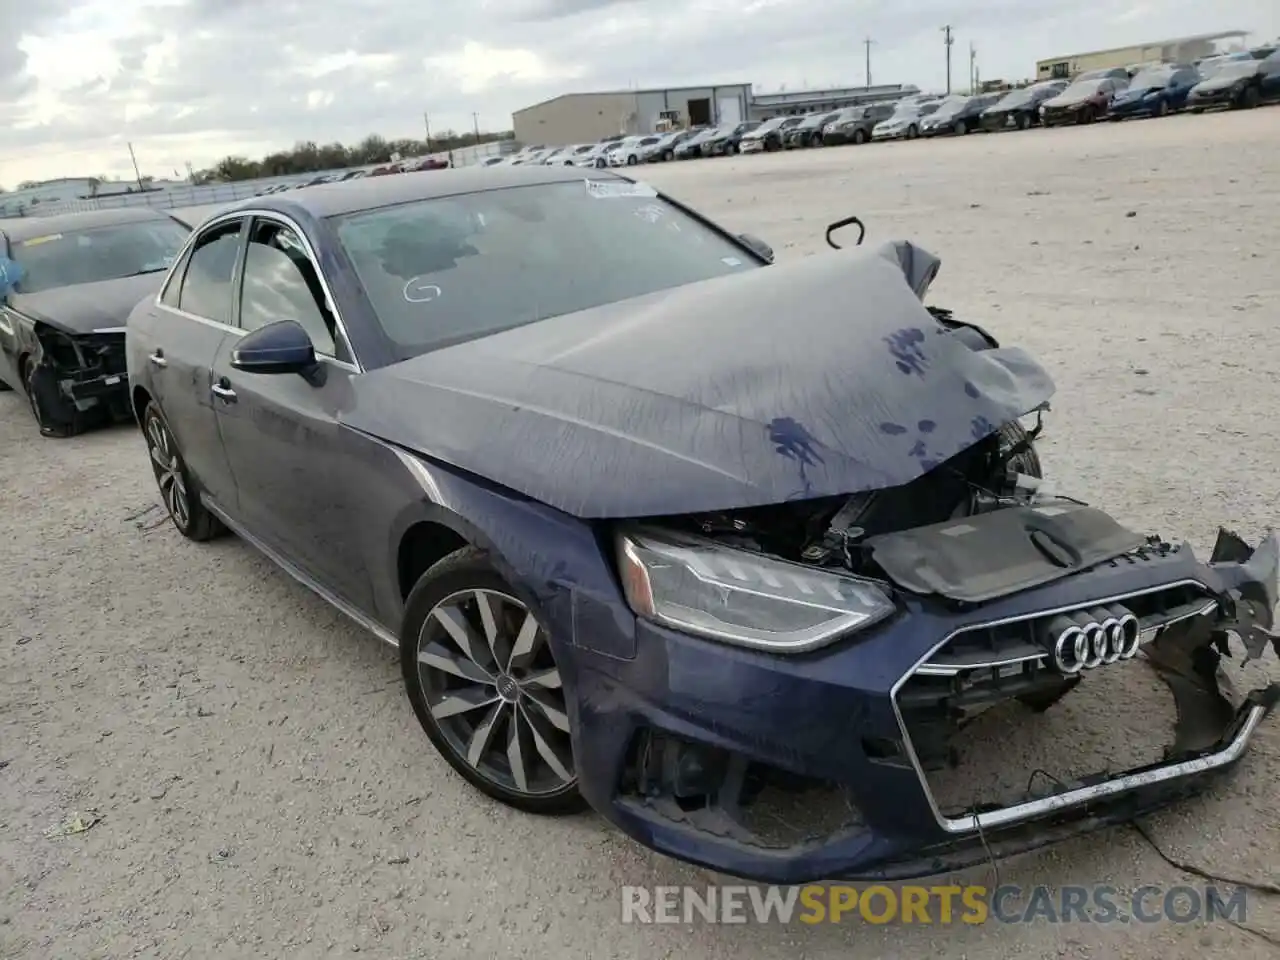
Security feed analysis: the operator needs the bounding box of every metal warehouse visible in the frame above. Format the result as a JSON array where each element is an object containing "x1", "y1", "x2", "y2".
[
  {"x1": 1035, "y1": 30, "x2": 1248, "y2": 79},
  {"x1": 748, "y1": 84, "x2": 920, "y2": 121},
  {"x1": 512, "y1": 83, "x2": 753, "y2": 146}
]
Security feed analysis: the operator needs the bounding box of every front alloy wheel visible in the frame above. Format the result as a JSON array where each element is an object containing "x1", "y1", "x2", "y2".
[
  {"x1": 402, "y1": 548, "x2": 583, "y2": 814},
  {"x1": 142, "y1": 402, "x2": 222, "y2": 540}
]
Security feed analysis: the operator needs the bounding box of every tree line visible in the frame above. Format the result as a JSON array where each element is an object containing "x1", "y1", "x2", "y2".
[{"x1": 194, "y1": 129, "x2": 515, "y2": 184}]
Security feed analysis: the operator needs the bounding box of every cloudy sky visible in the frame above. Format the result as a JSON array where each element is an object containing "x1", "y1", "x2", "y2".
[{"x1": 1, "y1": 0, "x2": 1274, "y2": 187}]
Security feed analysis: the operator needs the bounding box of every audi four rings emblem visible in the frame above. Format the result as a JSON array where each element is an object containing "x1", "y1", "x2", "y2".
[{"x1": 1044, "y1": 608, "x2": 1142, "y2": 674}]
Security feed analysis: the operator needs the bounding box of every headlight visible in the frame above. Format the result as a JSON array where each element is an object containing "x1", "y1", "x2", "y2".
[{"x1": 615, "y1": 530, "x2": 896, "y2": 653}]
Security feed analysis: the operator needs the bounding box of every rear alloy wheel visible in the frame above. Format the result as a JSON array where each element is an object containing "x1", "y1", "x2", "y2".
[
  {"x1": 142, "y1": 401, "x2": 223, "y2": 541},
  {"x1": 663, "y1": 149, "x2": 674, "y2": 161},
  {"x1": 906, "y1": 124, "x2": 919, "y2": 139},
  {"x1": 852, "y1": 128, "x2": 868, "y2": 144},
  {"x1": 401, "y1": 547, "x2": 584, "y2": 815},
  {"x1": 626, "y1": 154, "x2": 638, "y2": 165},
  {"x1": 1154, "y1": 98, "x2": 1170, "y2": 117}
]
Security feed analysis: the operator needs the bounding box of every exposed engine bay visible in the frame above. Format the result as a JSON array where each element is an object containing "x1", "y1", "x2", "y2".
[
  {"x1": 673, "y1": 415, "x2": 1050, "y2": 580},
  {"x1": 27, "y1": 322, "x2": 131, "y2": 436}
]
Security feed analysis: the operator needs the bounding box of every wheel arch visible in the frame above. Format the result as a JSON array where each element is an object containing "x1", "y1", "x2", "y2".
[{"x1": 131, "y1": 384, "x2": 152, "y2": 428}]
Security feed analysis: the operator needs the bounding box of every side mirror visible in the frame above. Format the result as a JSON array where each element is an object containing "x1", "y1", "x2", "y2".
[
  {"x1": 230, "y1": 319, "x2": 317, "y2": 375},
  {"x1": 737, "y1": 232, "x2": 774, "y2": 264},
  {"x1": 0, "y1": 256, "x2": 25, "y2": 298}
]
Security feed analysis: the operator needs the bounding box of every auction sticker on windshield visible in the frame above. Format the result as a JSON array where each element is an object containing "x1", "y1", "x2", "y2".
[
  {"x1": 585, "y1": 179, "x2": 658, "y2": 199},
  {"x1": 16, "y1": 234, "x2": 63, "y2": 247}
]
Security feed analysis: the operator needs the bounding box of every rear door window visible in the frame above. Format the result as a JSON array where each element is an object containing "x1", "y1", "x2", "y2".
[{"x1": 178, "y1": 219, "x2": 243, "y2": 325}]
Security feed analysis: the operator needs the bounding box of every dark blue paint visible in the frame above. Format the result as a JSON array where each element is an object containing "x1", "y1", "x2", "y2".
[
  {"x1": 971, "y1": 415, "x2": 998, "y2": 441},
  {"x1": 886, "y1": 326, "x2": 928, "y2": 377}
]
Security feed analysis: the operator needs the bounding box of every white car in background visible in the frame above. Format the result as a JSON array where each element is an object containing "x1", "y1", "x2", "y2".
[
  {"x1": 571, "y1": 143, "x2": 612, "y2": 168},
  {"x1": 549, "y1": 144, "x2": 599, "y2": 166},
  {"x1": 608, "y1": 135, "x2": 662, "y2": 166}
]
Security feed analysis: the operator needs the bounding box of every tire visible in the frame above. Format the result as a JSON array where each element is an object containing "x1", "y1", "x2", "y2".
[
  {"x1": 401, "y1": 546, "x2": 585, "y2": 815},
  {"x1": 810, "y1": 132, "x2": 823, "y2": 147},
  {"x1": 852, "y1": 128, "x2": 868, "y2": 144},
  {"x1": 625, "y1": 154, "x2": 637, "y2": 166},
  {"x1": 1078, "y1": 105, "x2": 1095, "y2": 124},
  {"x1": 141, "y1": 401, "x2": 224, "y2": 541},
  {"x1": 954, "y1": 119, "x2": 970, "y2": 135},
  {"x1": 906, "y1": 124, "x2": 919, "y2": 140},
  {"x1": 25, "y1": 361, "x2": 80, "y2": 438},
  {"x1": 1240, "y1": 86, "x2": 1260, "y2": 109},
  {"x1": 1154, "y1": 98, "x2": 1169, "y2": 118},
  {"x1": 663, "y1": 150, "x2": 674, "y2": 161},
  {"x1": 1016, "y1": 113, "x2": 1032, "y2": 130},
  {"x1": 727, "y1": 142, "x2": 739, "y2": 155}
]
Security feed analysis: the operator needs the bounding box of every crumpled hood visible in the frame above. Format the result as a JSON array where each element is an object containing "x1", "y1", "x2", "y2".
[
  {"x1": 10, "y1": 272, "x2": 165, "y2": 335},
  {"x1": 342, "y1": 241, "x2": 1056, "y2": 519}
]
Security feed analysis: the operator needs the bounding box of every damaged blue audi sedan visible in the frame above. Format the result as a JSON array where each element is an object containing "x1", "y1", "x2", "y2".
[{"x1": 124, "y1": 166, "x2": 1280, "y2": 883}]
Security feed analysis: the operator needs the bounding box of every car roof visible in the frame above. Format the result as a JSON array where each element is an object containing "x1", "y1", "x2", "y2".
[
  {"x1": 229, "y1": 164, "x2": 623, "y2": 220},
  {"x1": 0, "y1": 205, "x2": 179, "y2": 242}
]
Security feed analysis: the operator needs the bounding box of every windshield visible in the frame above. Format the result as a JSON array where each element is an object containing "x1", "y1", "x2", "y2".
[
  {"x1": 1129, "y1": 67, "x2": 1174, "y2": 88},
  {"x1": 888, "y1": 101, "x2": 931, "y2": 120},
  {"x1": 1059, "y1": 79, "x2": 1104, "y2": 98},
  {"x1": 931, "y1": 96, "x2": 971, "y2": 117},
  {"x1": 752, "y1": 117, "x2": 785, "y2": 133},
  {"x1": 996, "y1": 87, "x2": 1038, "y2": 107},
  {"x1": 333, "y1": 180, "x2": 763, "y2": 358},
  {"x1": 1212, "y1": 61, "x2": 1259, "y2": 80},
  {"x1": 11, "y1": 220, "x2": 188, "y2": 294}
]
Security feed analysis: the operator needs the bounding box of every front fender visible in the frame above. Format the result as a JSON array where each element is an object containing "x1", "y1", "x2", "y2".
[{"x1": 374, "y1": 440, "x2": 638, "y2": 661}]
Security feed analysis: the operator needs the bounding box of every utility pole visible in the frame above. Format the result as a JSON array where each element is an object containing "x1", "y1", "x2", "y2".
[
  {"x1": 969, "y1": 41, "x2": 977, "y2": 92},
  {"x1": 127, "y1": 142, "x2": 144, "y2": 191},
  {"x1": 864, "y1": 36, "x2": 875, "y2": 88},
  {"x1": 472, "y1": 112, "x2": 480, "y2": 145},
  {"x1": 942, "y1": 25, "x2": 954, "y2": 94},
  {"x1": 423, "y1": 112, "x2": 432, "y2": 153}
]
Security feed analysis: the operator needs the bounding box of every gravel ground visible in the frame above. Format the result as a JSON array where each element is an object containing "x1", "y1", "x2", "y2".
[{"x1": 3, "y1": 109, "x2": 1280, "y2": 960}]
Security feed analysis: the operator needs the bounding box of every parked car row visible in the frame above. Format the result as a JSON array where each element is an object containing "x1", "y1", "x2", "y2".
[
  {"x1": 506, "y1": 47, "x2": 1280, "y2": 170},
  {"x1": 3, "y1": 166, "x2": 1278, "y2": 889}
]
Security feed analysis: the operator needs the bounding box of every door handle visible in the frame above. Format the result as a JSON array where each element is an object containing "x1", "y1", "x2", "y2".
[
  {"x1": 149, "y1": 351, "x2": 168, "y2": 368},
  {"x1": 211, "y1": 382, "x2": 237, "y2": 402}
]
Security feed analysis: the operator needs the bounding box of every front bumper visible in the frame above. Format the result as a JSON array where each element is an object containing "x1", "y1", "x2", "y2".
[
  {"x1": 871, "y1": 128, "x2": 905, "y2": 141},
  {"x1": 1109, "y1": 97, "x2": 1160, "y2": 118},
  {"x1": 570, "y1": 528, "x2": 1280, "y2": 883},
  {"x1": 738, "y1": 139, "x2": 765, "y2": 153},
  {"x1": 1188, "y1": 88, "x2": 1240, "y2": 110}
]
